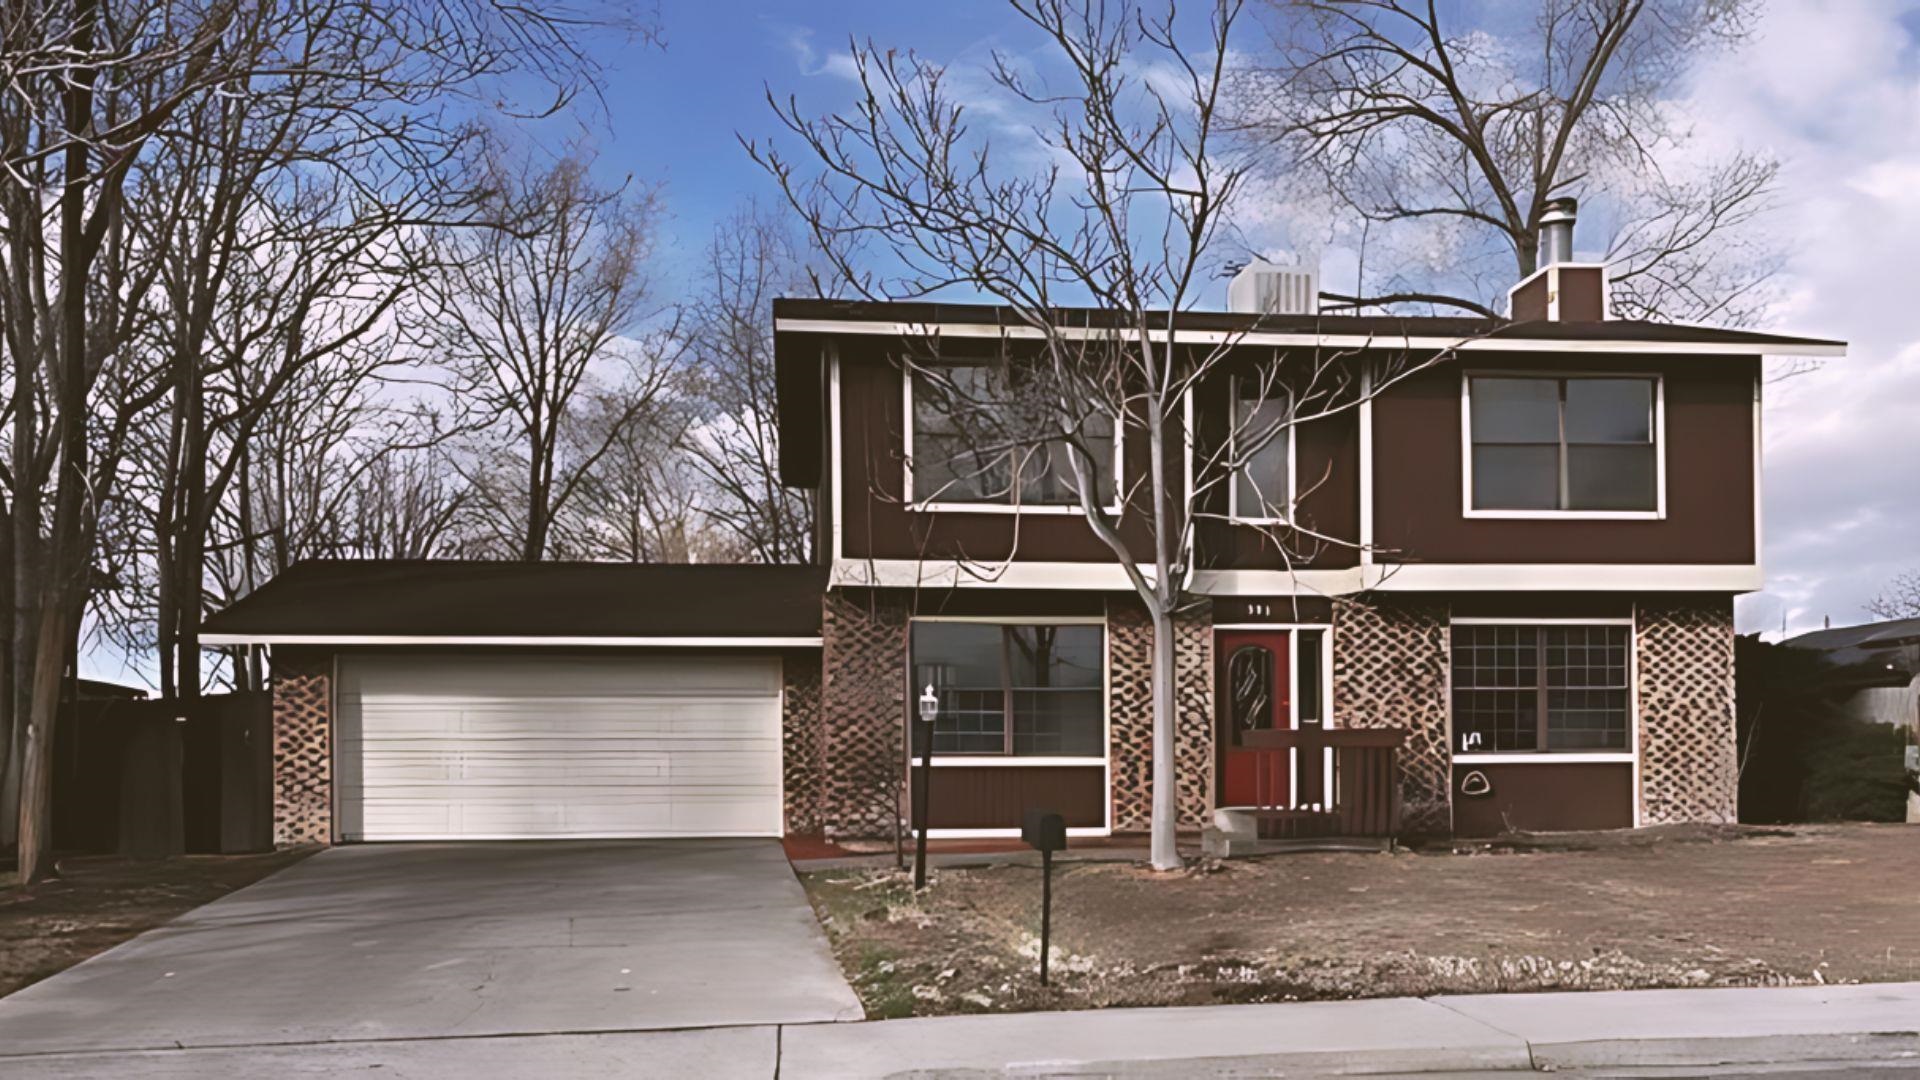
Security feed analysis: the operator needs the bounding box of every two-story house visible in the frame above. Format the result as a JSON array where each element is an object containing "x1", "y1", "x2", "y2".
[{"x1": 208, "y1": 226, "x2": 1843, "y2": 848}]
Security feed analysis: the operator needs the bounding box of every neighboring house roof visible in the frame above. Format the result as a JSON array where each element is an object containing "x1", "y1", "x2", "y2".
[
  {"x1": 200, "y1": 560, "x2": 827, "y2": 646},
  {"x1": 770, "y1": 297, "x2": 1848, "y2": 486},
  {"x1": 1784, "y1": 617, "x2": 1920, "y2": 691}
]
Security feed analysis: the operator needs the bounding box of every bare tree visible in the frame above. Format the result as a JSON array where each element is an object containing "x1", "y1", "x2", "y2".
[
  {"x1": 549, "y1": 384, "x2": 742, "y2": 563},
  {"x1": 1233, "y1": 0, "x2": 1778, "y2": 323},
  {"x1": 1868, "y1": 571, "x2": 1920, "y2": 622},
  {"x1": 755, "y1": 0, "x2": 1460, "y2": 869},
  {"x1": 425, "y1": 149, "x2": 677, "y2": 561},
  {"x1": 0, "y1": 0, "x2": 642, "y2": 879},
  {"x1": 679, "y1": 206, "x2": 817, "y2": 564}
]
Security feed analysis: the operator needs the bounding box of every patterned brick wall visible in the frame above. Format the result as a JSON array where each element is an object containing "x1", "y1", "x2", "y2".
[
  {"x1": 1108, "y1": 597, "x2": 1214, "y2": 831},
  {"x1": 271, "y1": 648, "x2": 332, "y2": 846},
  {"x1": 1636, "y1": 598, "x2": 1737, "y2": 825},
  {"x1": 1331, "y1": 597, "x2": 1452, "y2": 835},
  {"x1": 782, "y1": 653, "x2": 826, "y2": 834},
  {"x1": 818, "y1": 590, "x2": 911, "y2": 838}
]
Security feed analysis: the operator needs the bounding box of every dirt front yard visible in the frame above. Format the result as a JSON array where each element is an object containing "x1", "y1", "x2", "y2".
[
  {"x1": 800, "y1": 825, "x2": 1920, "y2": 1019},
  {"x1": 0, "y1": 849, "x2": 310, "y2": 999}
]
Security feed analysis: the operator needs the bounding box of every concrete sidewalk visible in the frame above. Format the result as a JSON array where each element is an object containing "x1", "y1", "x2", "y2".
[
  {"x1": 778, "y1": 982, "x2": 1920, "y2": 1077},
  {"x1": 4, "y1": 981, "x2": 1916, "y2": 1077}
]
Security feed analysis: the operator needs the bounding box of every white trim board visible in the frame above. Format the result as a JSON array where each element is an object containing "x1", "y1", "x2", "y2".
[
  {"x1": 838, "y1": 559, "x2": 1764, "y2": 593},
  {"x1": 774, "y1": 317, "x2": 1847, "y2": 358},
  {"x1": 203, "y1": 633, "x2": 824, "y2": 648}
]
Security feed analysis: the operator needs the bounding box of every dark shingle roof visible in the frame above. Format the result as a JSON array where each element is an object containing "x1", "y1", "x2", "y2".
[{"x1": 201, "y1": 560, "x2": 826, "y2": 641}]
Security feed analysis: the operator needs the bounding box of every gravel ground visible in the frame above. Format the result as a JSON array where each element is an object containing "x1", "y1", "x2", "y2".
[{"x1": 800, "y1": 824, "x2": 1920, "y2": 1018}]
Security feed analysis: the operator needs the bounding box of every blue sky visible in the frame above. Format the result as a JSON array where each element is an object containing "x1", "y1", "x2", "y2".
[
  {"x1": 478, "y1": 1, "x2": 1920, "y2": 639},
  {"x1": 555, "y1": 2, "x2": 1041, "y2": 284}
]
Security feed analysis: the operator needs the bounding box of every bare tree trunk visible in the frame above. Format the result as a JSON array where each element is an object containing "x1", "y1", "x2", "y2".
[{"x1": 1148, "y1": 607, "x2": 1179, "y2": 871}]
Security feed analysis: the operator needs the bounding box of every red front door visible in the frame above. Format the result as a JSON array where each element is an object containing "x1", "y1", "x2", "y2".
[{"x1": 1217, "y1": 630, "x2": 1292, "y2": 806}]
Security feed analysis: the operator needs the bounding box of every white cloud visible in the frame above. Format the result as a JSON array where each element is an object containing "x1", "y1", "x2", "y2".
[{"x1": 1683, "y1": 0, "x2": 1920, "y2": 637}]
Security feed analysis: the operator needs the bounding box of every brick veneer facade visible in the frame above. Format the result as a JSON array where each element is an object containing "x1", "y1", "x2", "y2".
[
  {"x1": 1330, "y1": 597, "x2": 1454, "y2": 835},
  {"x1": 817, "y1": 589, "x2": 911, "y2": 839},
  {"x1": 271, "y1": 647, "x2": 333, "y2": 846},
  {"x1": 1106, "y1": 597, "x2": 1215, "y2": 831},
  {"x1": 1635, "y1": 597, "x2": 1737, "y2": 825},
  {"x1": 261, "y1": 591, "x2": 1740, "y2": 847},
  {"x1": 781, "y1": 652, "x2": 827, "y2": 834}
]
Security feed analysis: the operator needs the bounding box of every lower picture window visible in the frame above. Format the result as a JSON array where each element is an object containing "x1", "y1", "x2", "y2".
[
  {"x1": 911, "y1": 622, "x2": 1104, "y2": 757},
  {"x1": 1451, "y1": 624, "x2": 1630, "y2": 753}
]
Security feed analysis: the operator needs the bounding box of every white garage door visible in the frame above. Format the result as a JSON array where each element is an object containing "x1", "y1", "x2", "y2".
[{"x1": 335, "y1": 654, "x2": 783, "y2": 840}]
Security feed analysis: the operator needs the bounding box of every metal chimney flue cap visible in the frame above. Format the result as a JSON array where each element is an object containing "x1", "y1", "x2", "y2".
[{"x1": 1541, "y1": 197, "x2": 1578, "y2": 224}]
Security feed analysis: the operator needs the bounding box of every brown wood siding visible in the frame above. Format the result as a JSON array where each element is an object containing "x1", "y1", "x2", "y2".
[
  {"x1": 1373, "y1": 354, "x2": 1757, "y2": 565},
  {"x1": 1190, "y1": 369, "x2": 1361, "y2": 571},
  {"x1": 922, "y1": 765, "x2": 1106, "y2": 829},
  {"x1": 837, "y1": 342, "x2": 1169, "y2": 562},
  {"x1": 1451, "y1": 761, "x2": 1634, "y2": 836}
]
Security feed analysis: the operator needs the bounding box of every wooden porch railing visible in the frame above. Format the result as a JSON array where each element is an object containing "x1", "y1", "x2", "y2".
[{"x1": 1235, "y1": 728, "x2": 1407, "y2": 840}]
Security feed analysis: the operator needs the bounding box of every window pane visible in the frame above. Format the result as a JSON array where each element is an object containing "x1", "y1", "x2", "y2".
[
  {"x1": 912, "y1": 623, "x2": 1005, "y2": 754},
  {"x1": 1472, "y1": 445, "x2": 1559, "y2": 509},
  {"x1": 1295, "y1": 630, "x2": 1324, "y2": 724},
  {"x1": 1564, "y1": 379, "x2": 1652, "y2": 444},
  {"x1": 1234, "y1": 395, "x2": 1292, "y2": 518},
  {"x1": 1227, "y1": 645, "x2": 1274, "y2": 732},
  {"x1": 1451, "y1": 625, "x2": 1541, "y2": 753},
  {"x1": 1544, "y1": 626, "x2": 1630, "y2": 750},
  {"x1": 1470, "y1": 377, "x2": 1560, "y2": 443},
  {"x1": 1011, "y1": 689, "x2": 1103, "y2": 755},
  {"x1": 913, "y1": 368, "x2": 1113, "y2": 506},
  {"x1": 1007, "y1": 626, "x2": 1102, "y2": 688},
  {"x1": 1567, "y1": 444, "x2": 1656, "y2": 510}
]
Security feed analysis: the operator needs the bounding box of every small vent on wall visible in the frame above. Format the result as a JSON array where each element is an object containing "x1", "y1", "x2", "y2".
[{"x1": 1228, "y1": 259, "x2": 1319, "y2": 316}]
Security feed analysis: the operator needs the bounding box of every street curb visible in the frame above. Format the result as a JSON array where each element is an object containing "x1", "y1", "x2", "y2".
[{"x1": 1525, "y1": 1031, "x2": 1920, "y2": 1070}]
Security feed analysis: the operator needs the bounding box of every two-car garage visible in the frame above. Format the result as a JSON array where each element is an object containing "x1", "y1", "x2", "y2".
[
  {"x1": 334, "y1": 654, "x2": 785, "y2": 841},
  {"x1": 199, "y1": 560, "x2": 828, "y2": 846}
]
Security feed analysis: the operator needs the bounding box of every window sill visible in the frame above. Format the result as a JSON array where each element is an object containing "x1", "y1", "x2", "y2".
[
  {"x1": 1462, "y1": 509, "x2": 1664, "y2": 521},
  {"x1": 907, "y1": 501, "x2": 1122, "y2": 516},
  {"x1": 913, "y1": 756, "x2": 1107, "y2": 767},
  {"x1": 1228, "y1": 515, "x2": 1294, "y2": 527},
  {"x1": 1454, "y1": 752, "x2": 1633, "y2": 764}
]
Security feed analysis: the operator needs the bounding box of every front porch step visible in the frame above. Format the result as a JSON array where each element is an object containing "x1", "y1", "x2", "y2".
[
  {"x1": 1201, "y1": 827, "x2": 1393, "y2": 858},
  {"x1": 1202, "y1": 807, "x2": 1396, "y2": 858}
]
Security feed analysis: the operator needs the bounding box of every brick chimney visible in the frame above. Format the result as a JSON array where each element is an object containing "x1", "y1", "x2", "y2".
[{"x1": 1507, "y1": 197, "x2": 1610, "y2": 322}]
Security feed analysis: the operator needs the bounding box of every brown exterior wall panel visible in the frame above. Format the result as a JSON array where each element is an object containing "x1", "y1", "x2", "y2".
[
  {"x1": 923, "y1": 766, "x2": 1105, "y2": 829},
  {"x1": 1451, "y1": 762, "x2": 1634, "y2": 837},
  {"x1": 1189, "y1": 368, "x2": 1361, "y2": 572},
  {"x1": 837, "y1": 343, "x2": 1169, "y2": 563},
  {"x1": 1372, "y1": 355, "x2": 1757, "y2": 565}
]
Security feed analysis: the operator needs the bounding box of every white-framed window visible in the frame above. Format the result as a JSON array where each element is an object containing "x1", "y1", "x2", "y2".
[
  {"x1": 1450, "y1": 622, "x2": 1634, "y2": 756},
  {"x1": 1462, "y1": 373, "x2": 1664, "y2": 519},
  {"x1": 1229, "y1": 377, "x2": 1295, "y2": 524},
  {"x1": 911, "y1": 620, "x2": 1106, "y2": 759},
  {"x1": 904, "y1": 366, "x2": 1120, "y2": 513}
]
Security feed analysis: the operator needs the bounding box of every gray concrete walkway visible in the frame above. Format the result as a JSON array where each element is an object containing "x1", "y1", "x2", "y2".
[
  {"x1": 0, "y1": 840, "x2": 861, "y2": 1058},
  {"x1": 4, "y1": 981, "x2": 1917, "y2": 1077}
]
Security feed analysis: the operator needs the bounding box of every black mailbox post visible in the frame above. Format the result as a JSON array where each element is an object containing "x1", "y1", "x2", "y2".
[{"x1": 1021, "y1": 809, "x2": 1067, "y2": 985}]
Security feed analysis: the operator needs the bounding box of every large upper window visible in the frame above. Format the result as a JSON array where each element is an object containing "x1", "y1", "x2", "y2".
[
  {"x1": 1468, "y1": 375, "x2": 1658, "y2": 513},
  {"x1": 1230, "y1": 380, "x2": 1293, "y2": 522},
  {"x1": 911, "y1": 622, "x2": 1104, "y2": 757},
  {"x1": 910, "y1": 367, "x2": 1117, "y2": 507},
  {"x1": 1451, "y1": 624, "x2": 1631, "y2": 754}
]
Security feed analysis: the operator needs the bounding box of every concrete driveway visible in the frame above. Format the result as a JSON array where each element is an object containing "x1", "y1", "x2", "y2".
[{"x1": 0, "y1": 840, "x2": 861, "y2": 1060}]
